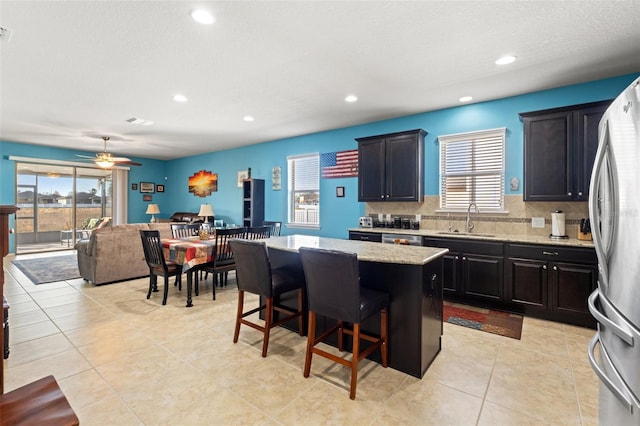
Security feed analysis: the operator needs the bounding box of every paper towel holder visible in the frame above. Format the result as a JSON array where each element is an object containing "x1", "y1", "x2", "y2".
[{"x1": 550, "y1": 210, "x2": 569, "y2": 240}]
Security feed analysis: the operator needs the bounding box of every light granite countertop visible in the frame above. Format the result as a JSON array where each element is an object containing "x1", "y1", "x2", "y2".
[
  {"x1": 264, "y1": 235, "x2": 448, "y2": 265},
  {"x1": 348, "y1": 227, "x2": 595, "y2": 248}
]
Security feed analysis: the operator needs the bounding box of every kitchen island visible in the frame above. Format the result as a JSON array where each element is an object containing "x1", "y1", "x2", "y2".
[{"x1": 263, "y1": 235, "x2": 448, "y2": 378}]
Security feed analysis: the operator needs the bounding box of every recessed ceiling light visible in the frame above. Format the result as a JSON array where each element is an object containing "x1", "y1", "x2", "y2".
[
  {"x1": 243, "y1": 115, "x2": 254, "y2": 122},
  {"x1": 459, "y1": 96, "x2": 473, "y2": 103},
  {"x1": 495, "y1": 55, "x2": 516, "y2": 65},
  {"x1": 345, "y1": 95, "x2": 358, "y2": 103},
  {"x1": 191, "y1": 9, "x2": 215, "y2": 25},
  {"x1": 173, "y1": 94, "x2": 188, "y2": 103}
]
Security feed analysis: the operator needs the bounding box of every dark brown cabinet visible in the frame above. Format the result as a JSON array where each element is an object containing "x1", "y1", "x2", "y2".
[
  {"x1": 506, "y1": 243, "x2": 596, "y2": 327},
  {"x1": 242, "y1": 179, "x2": 264, "y2": 227},
  {"x1": 356, "y1": 129, "x2": 426, "y2": 202},
  {"x1": 423, "y1": 237, "x2": 504, "y2": 302},
  {"x1": 520, "y1": 100, "x2": 610, "y2": 201}
]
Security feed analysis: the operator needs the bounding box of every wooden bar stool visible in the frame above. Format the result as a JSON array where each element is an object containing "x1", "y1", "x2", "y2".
[{"x1": 299, "y1": 247, "x2": 389, "y2": 400}]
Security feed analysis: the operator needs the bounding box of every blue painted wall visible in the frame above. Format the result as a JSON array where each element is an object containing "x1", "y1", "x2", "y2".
[{"x1": 2, "y1": 72, "x2": 638, "y2": 249}]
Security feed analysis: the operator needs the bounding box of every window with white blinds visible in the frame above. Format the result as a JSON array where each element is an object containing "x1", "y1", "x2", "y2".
[
  {"x1": 287, "y1": 153, "x2": 320, "y2": 227},
  {"x1": 439, "y1": 127, "x2": 506, "y2": 211}
]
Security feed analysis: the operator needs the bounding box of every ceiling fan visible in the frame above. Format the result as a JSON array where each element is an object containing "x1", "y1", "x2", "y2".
[{"x1": 75, "y1": 136, "x2": 141, "y2": 168}]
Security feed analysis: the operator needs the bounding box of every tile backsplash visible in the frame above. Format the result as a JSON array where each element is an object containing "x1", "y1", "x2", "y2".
[{"x1": 365, "y1": 195, "x2": 590, "y2": 239}]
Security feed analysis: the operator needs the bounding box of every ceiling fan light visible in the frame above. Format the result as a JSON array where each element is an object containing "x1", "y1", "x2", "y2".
[{"x1": 96, "y1": 159, "x2": 115, "y2": 168}]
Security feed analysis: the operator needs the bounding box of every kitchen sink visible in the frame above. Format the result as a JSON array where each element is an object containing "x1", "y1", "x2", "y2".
[{"x1": 436, "y1": 231, "x2": 496, "y2": 238}]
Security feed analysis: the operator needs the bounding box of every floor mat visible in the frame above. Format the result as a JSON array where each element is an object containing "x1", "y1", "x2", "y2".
[
  {"x1": 11, "y1": 254, "x2": 80, "y2": 284},
  {"x1": 443, "y1": 301, "x2": 523, "y2": 339}
]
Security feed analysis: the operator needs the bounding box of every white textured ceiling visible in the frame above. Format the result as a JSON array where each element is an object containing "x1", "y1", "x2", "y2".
[{"x1": 1, "y1": 1, "x2": 639, "y2": 161}]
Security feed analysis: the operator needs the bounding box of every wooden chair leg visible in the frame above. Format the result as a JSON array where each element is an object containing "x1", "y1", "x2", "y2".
[
  {"x1": 349, "y1": 323, "x2": 360, "y2": 400},
  {"x1": 211, "y1": 278, "x2": 216, "y2": 300},
  {"x1": 162, "y1": 276, "x2": 169, "y2": 305},
  {"x1": 338, "y1": 320, "x2": 344, "y2": 351},
  {"x1": 262, "y1": 297, "x2": 273, "y2": 357},
  {"x1": 303, "y1": 311, "x2": 316, "y2": 378},
  {"x1": 381, "y1": 308, "x2": 388, "y2": 367},
  {"x1": 147, "y1": 274, "x2": 154, "y2": 299},
  {"x1": 194, "y1": 271, "x2": 199, "y2": 296},
  {"x1": 233, "y1": 291, "x2": 245, "y2": 343},
  {"x1": 297, "y1": 289, "x2": 304, "y2": 336}
]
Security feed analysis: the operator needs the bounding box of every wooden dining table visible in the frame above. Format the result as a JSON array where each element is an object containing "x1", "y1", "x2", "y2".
[{"x1": 161, "y1": 236, "x2": 217, "y2": 307}]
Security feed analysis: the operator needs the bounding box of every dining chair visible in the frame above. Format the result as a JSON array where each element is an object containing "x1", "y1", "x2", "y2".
[
  {"x1": 245, "y1": 225, "x2": 271, "y2": 240},
  {"x1": 201, "y1": 227, "x2": 246, "y2": 290},
  {"x1": 298, "y1": 247, "x2": 389, "y2": 400},
  {"x1": 139, "y1": 230, "x2": 183, "y2": 305},
  {"x1": 262, "y1": 221, "x2": 282, "y2": 236},
  {"x1": 229, "y1": 239, "x2": 305, "y2": 357},
  {"x1": 170, "y1": 223, "x2": 201, "y2": 238}
]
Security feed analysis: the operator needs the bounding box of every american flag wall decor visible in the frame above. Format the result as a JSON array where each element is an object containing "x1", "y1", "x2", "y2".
[{"x1": 320, "y1": 149, "x2": 358, "y2": 178}]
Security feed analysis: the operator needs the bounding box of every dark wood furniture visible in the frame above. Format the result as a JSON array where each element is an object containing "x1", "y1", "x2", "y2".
[
  {"x1": 262, "y1": 221, "x2": 282, "y2": 237},
  {"x1": 520, "y1": 100, "x2": 610, "y2": 201},
  {"x1": 140, "y1": 230, "x2": 184, "y2": 305},
  {"x1": 0, "y1": 375, "x2": 79, "y2": 426},
  {"x1": 229, "y1": 239, "x2": 304, "y2": 357},
  {"x1": 1, "y1": 205, "x2": 78, "y2": 424},
  {"x1": 356, "y1": 129, "x2": 426, "y2": 202},
  {"x1": 245, "y1": 226, "x2": 271, "y2": 240},
  {"x1": 201, "y1": 227, "x2": 246, "y2": 289},
  {"x1": 3, "y1": 297, "x2": 8, "y2": 359},
  {"x1": 299, "y1": 247, "x2": 389, "y2": 400},
  {"x1": 242, "y1": 178, "x2": 265, "y2": 227},
  {"x1": 506, "y1": 243, "x2": 597, "y2": 328},
  {"x1": 423, "y1": 237, "x2": 504, "y2": 302},
  {"x1": 264, "y1": 235, "x2": 446, "y2": 379}
]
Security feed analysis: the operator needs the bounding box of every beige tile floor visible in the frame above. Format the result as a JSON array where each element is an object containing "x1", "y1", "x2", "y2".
[{"x1": 3, "y1": 252, "x2": 599, "y2": 425}]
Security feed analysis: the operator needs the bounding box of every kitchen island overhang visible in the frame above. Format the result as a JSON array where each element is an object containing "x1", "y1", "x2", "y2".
[{"x1": 262, "y1": 235, "x2": 448, "y2": 378}]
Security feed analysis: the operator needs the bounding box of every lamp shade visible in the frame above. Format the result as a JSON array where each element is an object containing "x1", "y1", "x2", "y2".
[
  {"x1": 198, "y1": 204, "x2": 214, "y2": 218},
  {"x1": 146, "y1": 204, "x2": 160, "y2": 215}
]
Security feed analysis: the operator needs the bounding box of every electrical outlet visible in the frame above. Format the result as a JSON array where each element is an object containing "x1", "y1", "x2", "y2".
[{"x1": 531, "y1": 217, "x2": 545, "y2": 228}]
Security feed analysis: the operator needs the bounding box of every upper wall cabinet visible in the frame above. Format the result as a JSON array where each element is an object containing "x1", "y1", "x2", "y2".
[
  {"x1": 356, "y1": 129, "x2": 426, "y2": 202},
  {"x1": 520, "y1": 100, "x2": 611, "y2": 201}
]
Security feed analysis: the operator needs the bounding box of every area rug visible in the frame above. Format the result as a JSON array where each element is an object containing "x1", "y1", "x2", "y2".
[
  {"x1": 11, "y1": 254, "x2": 80, "y2": 285},
  {"x1": 443, "y1": 302, "x2": 523, "y2": 340}
]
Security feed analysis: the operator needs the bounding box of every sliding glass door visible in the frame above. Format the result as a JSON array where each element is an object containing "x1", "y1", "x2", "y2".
[{"x1": 15, "y1": 163, "x2": 112, "y2": 254}]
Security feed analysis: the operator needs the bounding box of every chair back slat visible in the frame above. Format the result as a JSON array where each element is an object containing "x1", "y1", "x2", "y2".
[
  {"x1": 171, "y1": 223, "x2": 201, "y2": 238},
  {"x1": 299, "y1": 247, "x2": 361, "y2": 323},
  {"x1": 214, "y1": 227, "x2": 246, "y2": 262},
  {"x1": 229, "y1": 239, "x2": 273, "y2": 297},
  {"x1": 246, "y1": 226, "x2": 271, "y2": 240},
  {"x1": 262, "y1": 221, "x2": 282, "y2": 236},
  {"x1": 140, "y1": 230, "x2": 168, "y2": 273}
]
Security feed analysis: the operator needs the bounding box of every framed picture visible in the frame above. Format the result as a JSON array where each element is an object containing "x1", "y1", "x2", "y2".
[
  {"x1": 140, "y1": 182, "x2": 155, "y2": 193},
  {"x1": 131, "y1": 183, "x2": 138, "y2": 191},
  {"x1": 336, "y1": 186, "x2": 345, "y2": 197},
  {"x1": 157, "y1": 184, "x2": 165, "y2": 193},
  {"x1": 143, "y1": 194, "x2": 152, "y2": 202},
  {"x1": 237, "y1": 170, "x2": 249, "y2": 188},
  {"x1": 188, "y1": 170, "x2": 218, "y2": 197}
]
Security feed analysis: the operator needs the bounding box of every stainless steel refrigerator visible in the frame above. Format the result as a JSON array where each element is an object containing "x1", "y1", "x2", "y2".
[{"x1": 588, "y1": 76, "x2": 640, "y2": 425}]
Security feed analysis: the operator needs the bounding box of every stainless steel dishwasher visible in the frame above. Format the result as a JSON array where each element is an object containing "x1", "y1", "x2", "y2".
[{"x1": 381, "y1": 233, "x2": 422, "y2": 246}]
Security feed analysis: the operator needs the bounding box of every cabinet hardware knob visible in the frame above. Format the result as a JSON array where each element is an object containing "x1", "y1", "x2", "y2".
[
  {"x1": 462, "y1": 256, "x2": 467, "y2": 261},
  {"x1": 380, "y1": 195, "x2": 384, "y2": 199},
  {"x1": 553, "y1": 266, "x2": 558, "y2": 271},
  {"x1": 578, "y1": 192, "x2": 583, "y2": 196},
  {"x1": 543, "y1": 265, "x2": 547, "y2": 270},
  {"x1": 455, "y1": 256, "x2": 459, "y2": 260},
  {"x1": 542, "y1": 251, "x2": 559, "y2": 256},
  {"x1": 568, "y1": 192, "x2": 572, "y2": 196}
]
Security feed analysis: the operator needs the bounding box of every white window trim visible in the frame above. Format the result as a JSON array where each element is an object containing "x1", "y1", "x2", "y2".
[
  {"x1": 438, "y1": 127, "x2": 506, "y2": 213},
  {"x1": 287, "y1": 152, "x2": 320, "y2": 228}
]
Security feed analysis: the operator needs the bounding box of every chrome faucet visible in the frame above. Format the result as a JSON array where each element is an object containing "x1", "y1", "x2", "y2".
[{"x1": 466, "y1": 203, "x2": 479, "y2": 233}]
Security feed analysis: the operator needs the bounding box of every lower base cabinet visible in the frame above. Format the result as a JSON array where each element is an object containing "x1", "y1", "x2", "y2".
[{"x1": 506, "y1": 243, "x2": 597, "y2": 328}]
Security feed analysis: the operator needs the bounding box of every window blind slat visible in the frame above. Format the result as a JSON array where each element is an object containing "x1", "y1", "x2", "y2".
[{"x1": 439, "y1": 128, "x2": 505, "y2": 211}]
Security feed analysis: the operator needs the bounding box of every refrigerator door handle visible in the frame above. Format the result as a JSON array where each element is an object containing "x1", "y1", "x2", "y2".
[
  {"x1": 588, "y1": 332, "x2": 639, "y2": 414},
  {"x1": 589, "y1": 119, "x2": 612, "y2": 289},
  {"x1": 588, "y1": 289, "x2": 634, "y2": 346}
]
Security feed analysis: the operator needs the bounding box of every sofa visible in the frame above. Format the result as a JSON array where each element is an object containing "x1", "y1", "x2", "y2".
[
  {"x1": 169, "y1": 212, "x2": 205, "y2": 223},
  {"x1": 75, "y1": 223, "x2": 173, "y2": 285}
]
